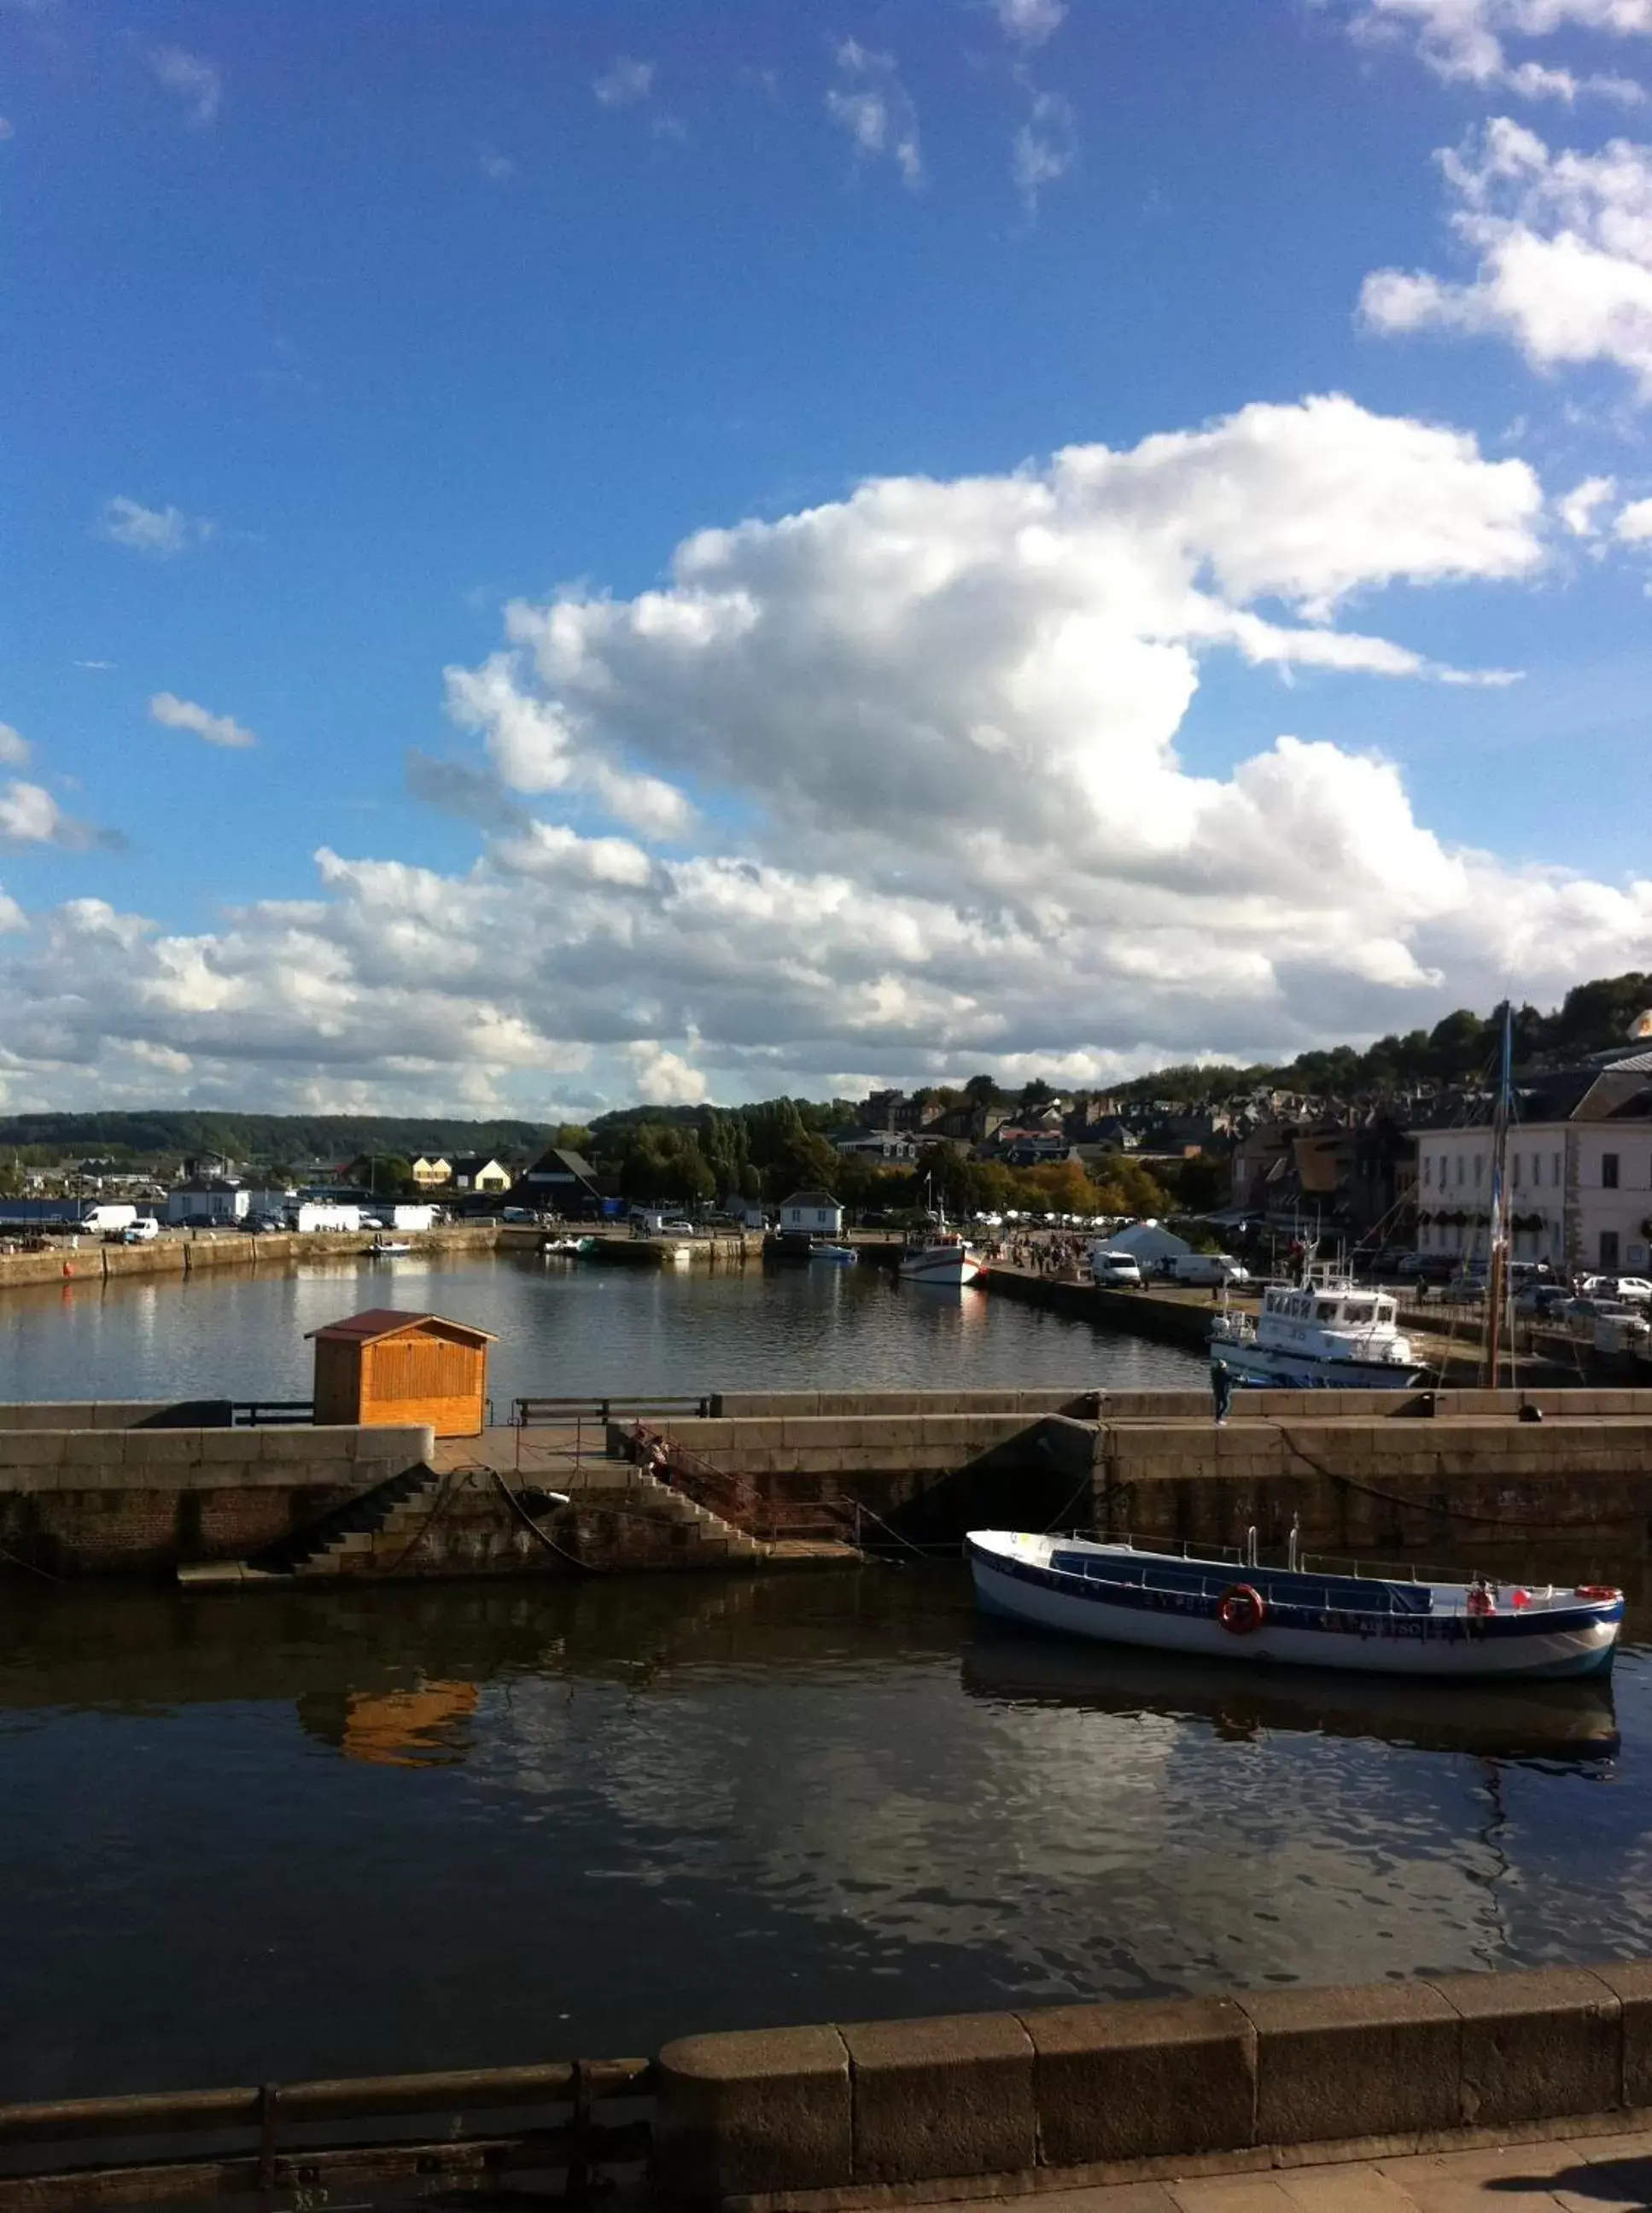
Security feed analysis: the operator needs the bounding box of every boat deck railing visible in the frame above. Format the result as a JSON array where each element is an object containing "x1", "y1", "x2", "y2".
[{"x1": 1045, "y1": 1532, "x2": 1613, "y2": 1616}]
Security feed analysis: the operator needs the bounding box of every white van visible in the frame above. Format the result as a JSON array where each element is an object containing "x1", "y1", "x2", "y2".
[
  {"x1": 1090, "y1": 1249, "x2": 1144, "y2": 1288},
  {"x1": 1171, "y1": 1252, "x2": 1250, "y2": 1288},
  {"x1": 122, "y1": 1216, "x2": 161, "y2": 1243}
]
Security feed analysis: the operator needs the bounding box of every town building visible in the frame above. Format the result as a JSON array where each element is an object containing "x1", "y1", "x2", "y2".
[
  {"x1": 514, "y1": 1147, "x2": 610, "y2": 1217},
  {"x1": 832, "y1": 1131, "x2": 919, "y2": 1162},
  {"x1": 447, "y1": 1156, "x2": 512, "y2": 1194},
  {"x1": 410, "y1": 1157, "x2": 452, "y2": 1188},
  {"x1": 164, "y1": 1182, "x2": 248, "y2": 1227},
  {"x1": 1413, "y1": 1057, "x2": 1652, "y2": 1275},
  {"x1": 778, "y1": 1189, "x2": 844, "y2": 1238}
]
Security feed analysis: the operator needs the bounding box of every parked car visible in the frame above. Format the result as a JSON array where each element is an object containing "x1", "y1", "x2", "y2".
[
  {"x1": 1582, "y1": 1274, "x2": 1652, "y2": 1305},
  {"x1": 1515, "y1": 1282, "x2": 1567, "y2": 1317},
  {"x1": 1170, "y1": 1252, "x2": 1251, "y2": 1288},
  {"x1": 1091, "y1": 1250, "x2": 1145, "y2": 1288},
  {"x1": 120, "y1": 1217, "x2": 161, "y2": 1243},
  {"x1": 1596, "y1": 1306, "x2": 1651, "y2": 1354},
  {"x1": 1397, "y1": 1252, "x2": 1455, "y2": 1282}
]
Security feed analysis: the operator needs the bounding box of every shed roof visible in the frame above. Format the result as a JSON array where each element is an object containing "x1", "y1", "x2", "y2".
[
  {"x1": 780, "y1": 1189, "x2": 841, "y2": 1208},
  {"x1": 305, "y1": 1307, "x2": 499, "y2": 1346}
]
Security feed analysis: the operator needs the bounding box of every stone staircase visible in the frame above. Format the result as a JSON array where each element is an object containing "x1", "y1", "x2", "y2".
[
  {"x1": 283, "y1": 1465, "x2": 452, "y2": 1579},
  {"x1": 177, "y1": 1463, "x2": 446, "y2": 1588},
  {"x1": 176, "y1": 1446, "x2": 861, "y2": 1588}
]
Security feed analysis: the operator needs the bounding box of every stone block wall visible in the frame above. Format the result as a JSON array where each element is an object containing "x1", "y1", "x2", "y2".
[
  {"x1": 0, "y1": 1423, "x2": 433, "y2": 1574},
  {"x1": 656, "y1": 1965, "x2": 1652, "y2": 2204}
]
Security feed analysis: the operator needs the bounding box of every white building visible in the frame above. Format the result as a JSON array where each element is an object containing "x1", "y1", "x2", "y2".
[
  {"x1": 165, "y1": 1183, "x2": 248, "y2": 1226},
  {"x1": 1412, "y1": 1058, "x2": 1652, "y2": 1276},
  {"x1": 779, "y1": 1189, "x2": 844, "y2": 1238}
]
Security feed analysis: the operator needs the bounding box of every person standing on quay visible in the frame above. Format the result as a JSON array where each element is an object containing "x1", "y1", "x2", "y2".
[{"x1": 1210, "y1": 1358, "x2": 1235, "y2": 1426}]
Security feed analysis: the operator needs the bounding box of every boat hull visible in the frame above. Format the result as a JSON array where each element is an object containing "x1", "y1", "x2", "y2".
[
  {"x1": 900, "y1": 1251, "x2": 982, "y2": 1287},
  {"x1": 1211, "y1": 1340, "x2": 1429, "y2": 1389},
  {"x1": 967, "y1": 1540, "x2": 1620, "y2": 1680}
]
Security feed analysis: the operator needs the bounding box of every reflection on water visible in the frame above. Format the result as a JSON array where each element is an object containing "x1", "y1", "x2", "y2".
[
  {"x1": 3, "y1": 1565, "x2": 1649, "y2": 2105},
  {"x1": 303, "y1": 1681, "x2": 481, "y2": 1768},
  {"x1": 963, "y1": 1623, "x2": 1621, "y2": 1762}
]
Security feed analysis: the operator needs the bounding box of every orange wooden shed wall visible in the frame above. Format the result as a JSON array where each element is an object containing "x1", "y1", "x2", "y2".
[{"x1": 313, "y1": 1320, "x2": 489, "y2": 1437}]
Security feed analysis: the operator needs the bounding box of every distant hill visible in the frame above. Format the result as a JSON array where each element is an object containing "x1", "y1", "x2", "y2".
[{"x1": 0, "y1": 1112, "x2": 556, "y2": 1164}]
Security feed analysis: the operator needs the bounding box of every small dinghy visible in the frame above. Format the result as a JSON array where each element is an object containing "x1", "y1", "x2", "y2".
[
  {"x1": 966, "y1": 1529, "x2": 1623, "y2": 1681},
  {"x1": 808, "y1": 1243, "x2": 858, "y2": 1266}
]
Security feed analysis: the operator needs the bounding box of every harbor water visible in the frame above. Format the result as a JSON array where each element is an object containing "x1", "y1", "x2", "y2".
[{"x1": 2, "y1": 1256, "x2": 1648, "y2": 2104}]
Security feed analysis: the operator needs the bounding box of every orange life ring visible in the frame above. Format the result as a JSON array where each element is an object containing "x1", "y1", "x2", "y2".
[
  {"x1": 1467, "y1": 1587, "x2": 1496, "y2": 1618},
  {"x1": 1574, "y1": 1584, "x2": 1620, "y2": 1602},
  {"x1": 1217, "y1": 1583, "x2": 1266, "y2": 1636}
]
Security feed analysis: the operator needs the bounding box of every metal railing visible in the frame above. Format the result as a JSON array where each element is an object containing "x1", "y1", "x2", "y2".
[
  {"x1": 230, "y1": 1399, "x2": 315, "y2": 1428},
  {"x1": 0, "y1": 2056, "x2": 653, "y2": 2210},
  {"x1": 514, "y1": 1394, "x2": 710, "y2": 1425}
]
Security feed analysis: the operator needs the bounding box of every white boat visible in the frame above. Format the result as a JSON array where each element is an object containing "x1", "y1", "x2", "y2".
[
  {"x1": 1210, "y1": 1272, "x2": 1427, "y2": 1389},
  {"x1": 540, "y1": 1235, "x2": 594, "y2": 1255},
  {"x1": 967, "y1": 1530, "x2": 1623, "y2": 1681},
  {"x1": 900, "y1": 1222, "x2": 983, "y2": 1288},
  {"x1": 367, "y1": 1237, "x2": 412, "y2": 1257},
  {"x1": 808, "y1": 1243, "x2": 858, "y2": 1266}
]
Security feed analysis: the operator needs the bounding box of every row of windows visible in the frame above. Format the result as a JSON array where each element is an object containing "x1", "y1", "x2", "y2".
[{"x1": 1421, "y1": 1150, "x2": 1636, "y2": 1191}]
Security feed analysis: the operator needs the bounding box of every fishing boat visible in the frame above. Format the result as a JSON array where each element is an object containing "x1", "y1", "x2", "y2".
[
  {"x1": 808, "y1": 1243, "x2": 858, "y2": 1266},
  {"x1": 1210, "y1": 1272, "x2": 1427, "y2": 1389},
  {"x1": 966, "y1": 1529, "x2": 1623, "y2": 1679},
  {"x1": 366, "y1": 1236, "x2": 412, "y2": 1257},
  {"x1": 540, "y1": 1234, "x2": 594, "y2": 1256}
]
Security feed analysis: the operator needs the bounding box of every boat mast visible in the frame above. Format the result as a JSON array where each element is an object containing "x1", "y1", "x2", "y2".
[{"x1": 1482, "y1": 1002, "x2": 1514, "y2": 1389}]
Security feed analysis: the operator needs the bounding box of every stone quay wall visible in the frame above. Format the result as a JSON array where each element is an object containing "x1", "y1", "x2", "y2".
[
  {"x1": 656, "y1": 1963, "x2": 1652, "y2": 2206},
  {"x1": 0, "y1": 1220, "x2": 529, "y2": 1295},
  {"x1": 624, "y1": 1387, "x2": 1652, "y2": 1552},
  {"x1": 0, "y1": 1424, "x2": 433, "y2": 1575}
]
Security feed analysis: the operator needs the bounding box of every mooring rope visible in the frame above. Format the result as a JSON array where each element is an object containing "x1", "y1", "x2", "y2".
[{"x1": 1275, "y1": 1425, "x2": 1643, "y2": 1532}]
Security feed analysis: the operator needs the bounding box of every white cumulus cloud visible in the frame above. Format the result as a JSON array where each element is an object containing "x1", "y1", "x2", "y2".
[
  {"x1": 0, "y1": 394, "x2": 1648, "y2": 1112},
  {"x1": 826, "y1": 40, "x2": 923, "y2": 189},
  {"x1": 994, "y1": 0, "x2": 1066, "y2": 46},
  {"x1": 0, "y1": 723, "x2": 29, "y2": 768},
  {"x1": 150, "y1": 46, "x2": 222, "y2": 127},
  {"x1": 98, "y1": 496, "x2": 214, "y2": 558},
  {"x1": 149, "y1": 693, "x2": 257, "y2": 750},
  {"x1": 1350, "y1": 0, "x2": 1650, "y2": 102},
  {"x1": 1559, "y1": 471, "x2": 1619, "y2": 530},
  {"x1": 593, "y1": 57, "x2": 654, "y2": 107},
  {"x1": 1362, "y1": 116, "x2": 1652, "y2": 397},
  {"x1": 1012, "y1": 90, "x2": 1077, "y2": 211}
]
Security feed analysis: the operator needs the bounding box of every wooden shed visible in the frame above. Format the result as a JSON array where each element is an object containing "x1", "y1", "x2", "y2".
[{"x1": 306, "y1": 1308, "x2": 498, "y2": 1438}]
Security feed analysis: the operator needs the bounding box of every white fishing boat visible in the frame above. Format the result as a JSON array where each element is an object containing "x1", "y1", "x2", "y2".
[
  {"x1": 808, "y1": 1243, "x2": 858, "y2": 1266},
  {"x1": 899, "y1": 1217, "x2": 982, "y2": 1288},
  {"x1": 540, "y1": 1234, "x2": 594, "y2": 1255},
  {"x1": 966, "y1": 1529, "x2": 1623, "y2": 1680},
  {"x1": 1210, "y1": 1273, "x2": 1427, "y2": 1389},
  {"x1": 366, "y1": 1236, "x2": 412, "y2": 1257}
]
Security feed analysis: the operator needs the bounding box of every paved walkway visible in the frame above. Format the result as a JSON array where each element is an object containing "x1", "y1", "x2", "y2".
[{"x1": 948, "y1": 2128, "x2": 1652, "y2": 2209}]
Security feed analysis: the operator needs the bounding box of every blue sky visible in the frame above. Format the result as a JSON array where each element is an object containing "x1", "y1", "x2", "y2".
[{"x1": 4, "y1": 0, "x2": 1652, "y2": 1114}]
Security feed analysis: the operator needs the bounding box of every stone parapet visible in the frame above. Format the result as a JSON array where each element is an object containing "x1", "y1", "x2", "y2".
[
  {"x1": 655, "y1": 1966, "x2": 1652, "y2": 2206},
  {"x1": 0, "y1": 1424, "x2": 433, "y2": 1489}
]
